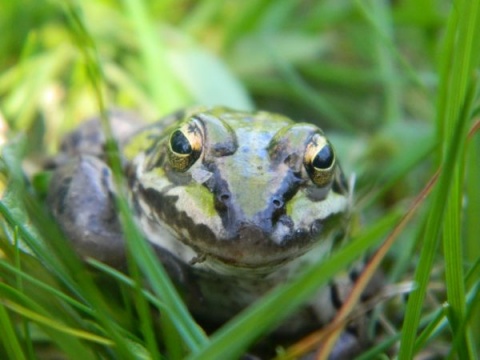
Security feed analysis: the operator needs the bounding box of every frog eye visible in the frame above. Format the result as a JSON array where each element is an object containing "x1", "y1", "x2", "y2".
[
  {"x1": 168, "y1": 120, "x2": 203, "y2": 171},
  {"x1": 304, "y1": 133, "x2": 335, "y2": 187}
]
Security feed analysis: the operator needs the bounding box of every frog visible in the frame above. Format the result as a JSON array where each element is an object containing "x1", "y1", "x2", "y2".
[{"x1": 47, "y1": 107, "x2": 369, "y2": 358}]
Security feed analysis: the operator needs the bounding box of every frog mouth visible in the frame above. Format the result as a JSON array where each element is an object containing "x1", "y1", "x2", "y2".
[
  {"x1": 206, "y1": 223, "x2": 311, "y2": 268},
  {"x1": 186, "y1": 214, "x2": 343, "y2": 269}
]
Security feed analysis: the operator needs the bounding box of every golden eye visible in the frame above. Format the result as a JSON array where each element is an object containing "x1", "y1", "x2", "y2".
[
  {"x1": 168, "y1": 120, "x2": 203, "y2": 171},
  {"x1": 304, "y1": 133, "x2": 335, "y2": 187}
]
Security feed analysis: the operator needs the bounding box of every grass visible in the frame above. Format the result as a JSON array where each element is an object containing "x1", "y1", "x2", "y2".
[{"x1": 1, "y1": 0, "x2": 480, "y2": 359}]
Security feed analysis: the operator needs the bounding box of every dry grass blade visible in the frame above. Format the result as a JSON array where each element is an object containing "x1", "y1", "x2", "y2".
[
  {"x1": 467, "y1": 118, "x2": 480, "y2": 140},
  {"x1": 278, "y1": 169, "x2": 440, "y2": 360},
  {"x1": 1, "y1": 300, "x2": 113, "y2": 345},
  {"x1": 276, "y1": 282, "x2": 414, "y2": 360},
  {"x1": 314, "y1": 116, "x2": 480, "y2": 359}
]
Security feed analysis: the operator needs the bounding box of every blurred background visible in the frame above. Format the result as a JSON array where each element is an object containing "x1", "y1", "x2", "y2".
[
  {"x1": 1, "y1": 0, "x2": 446, "y2": 207},
  {"x1": 1, "y1": 1, "x2": 439, "y2": 144}
]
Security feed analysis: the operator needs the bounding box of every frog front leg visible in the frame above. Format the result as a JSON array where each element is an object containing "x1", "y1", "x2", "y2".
[{"x1": 47, "y1": 155, "x2": 126, "y2": 267}]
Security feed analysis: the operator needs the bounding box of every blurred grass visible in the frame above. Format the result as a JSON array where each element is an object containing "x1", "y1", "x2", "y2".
[{"x1": 1, "y1": 0, "x2": 479, "y2": 359}]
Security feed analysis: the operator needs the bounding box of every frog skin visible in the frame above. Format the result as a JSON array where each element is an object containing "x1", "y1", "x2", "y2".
[{"x1": 47, "y1": 107, "x2": 370, "y2": 358}]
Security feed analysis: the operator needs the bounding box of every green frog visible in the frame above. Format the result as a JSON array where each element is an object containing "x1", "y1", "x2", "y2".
[{"x1": 47, "y1": 107, "x2": 366, "y2": 358}]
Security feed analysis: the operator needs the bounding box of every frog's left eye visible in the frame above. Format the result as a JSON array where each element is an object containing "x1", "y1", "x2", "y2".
[
  {"x1": 304, "y1": 133, "x2": 335, "y2": 187},
  {"x1": 168, "y1": 121, "x2": 203, "y2": 171}
]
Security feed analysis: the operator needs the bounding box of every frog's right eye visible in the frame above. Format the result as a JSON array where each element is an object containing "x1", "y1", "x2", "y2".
[
  {"x1": 303, "y1": 133, "x2": 336, "y2": 187},
  {"x1": 168, "y1": 120, "x2": 203, "y2": 171}
]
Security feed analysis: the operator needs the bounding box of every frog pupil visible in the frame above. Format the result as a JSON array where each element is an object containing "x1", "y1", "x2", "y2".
[
  {"x1": 313, "y1": 145, "x2": 333, "y2": 169},
  {"x1": 171, "y1": 130, "x2": 192, "y2": 154}
]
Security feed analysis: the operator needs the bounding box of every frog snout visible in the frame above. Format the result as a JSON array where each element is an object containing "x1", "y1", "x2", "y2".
[
  {"x1": 213, "y1": 185, "x2": 295, "y2": 243},
  {"x1": 238, "y1": 208, "x2": 295, "y2": 246}
]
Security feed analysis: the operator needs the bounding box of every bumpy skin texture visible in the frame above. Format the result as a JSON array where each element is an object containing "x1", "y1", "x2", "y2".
[{"x1": 47, "y1": 109, "x2": 374, "y2": 359}]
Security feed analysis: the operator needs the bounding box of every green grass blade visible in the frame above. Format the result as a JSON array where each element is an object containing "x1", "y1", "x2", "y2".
[
  {"x1": 59, "y1": 1, "x2": 208, "y2": 352},
  {"x1": 0, "y1": 284, "x2": 97, "y2": 359},
  {"x1": 398, "y1": 86, "x2": 477, "y2": 359},
  {"x1": 1, "y1": 298, "x2": 113, "y2": 346},
  {"x1": 355, "y1": 0, "x2": 431, "y2": 96},
  {"x1": 398, "y1": 60, "x2": 479, "y2": 360},
  {"x1": 126, "y1": 249, "x2": 162, "y2": 360},
  {"x1": 465, "y1": 134, "x2": 480, "y2": 341},
  {"x1": 0, "y1": 200, "x2": 83, "y2": 301},
  {"x1": 448, "y1": 281, "x2": 480, "y2": 359},
  {"x1": 0, "y1": 261, "x2": 93, "y2": 316},
  {"x1": 116, "y1": 198, "x2": 209, "y2": 350},
  {"x1": 120, "y1": 0, "x2": 186, "y2": 112},
  {"x1": 1, "y1": 17, "x2": 144, "y2": 353},
  {"x1": 0, "y1": 301, "x2": 26, "y2": 360},
  {"x1": 439, "y1": 0, "x2": 480, "y2": 357},
  {"x1": 269, "y1": 53, "x2": 355, "y2": 131},
  {"x1": 367, "y1": 0, "x2": 401, "y2": 124},
  {"x1": 87, "y1": 260, "x2": 166, "y2": 311},
  {"x1": 221, "y1": 0, "x2": 272, "y2": 50}
]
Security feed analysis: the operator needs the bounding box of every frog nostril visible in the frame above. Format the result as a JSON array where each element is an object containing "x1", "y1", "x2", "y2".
[
  {"x1": 272, "y1": 197, "x2": 283, "y2": 209},
  {"x1": 220, "y1": 193, "x2": 230, "y2": 202},
  {"x1": 215, "y1": 192, "x2": 231, "y2": 210}
]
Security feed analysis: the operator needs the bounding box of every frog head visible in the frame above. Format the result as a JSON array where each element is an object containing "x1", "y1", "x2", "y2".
[{"x1": 128, "y1": 108, "x2": 350, "y2": 271}]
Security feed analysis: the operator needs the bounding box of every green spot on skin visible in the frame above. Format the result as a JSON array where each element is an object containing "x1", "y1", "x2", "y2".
[
  {"x1": 185, "y1": 183, "x2": 216, "y2": 217},
  {"x1": 123, "y1": 131, "x2": 159, "y2": 161},
  {"x1": 150, "y1": 167, "x2": 165, "y2": 178}
]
